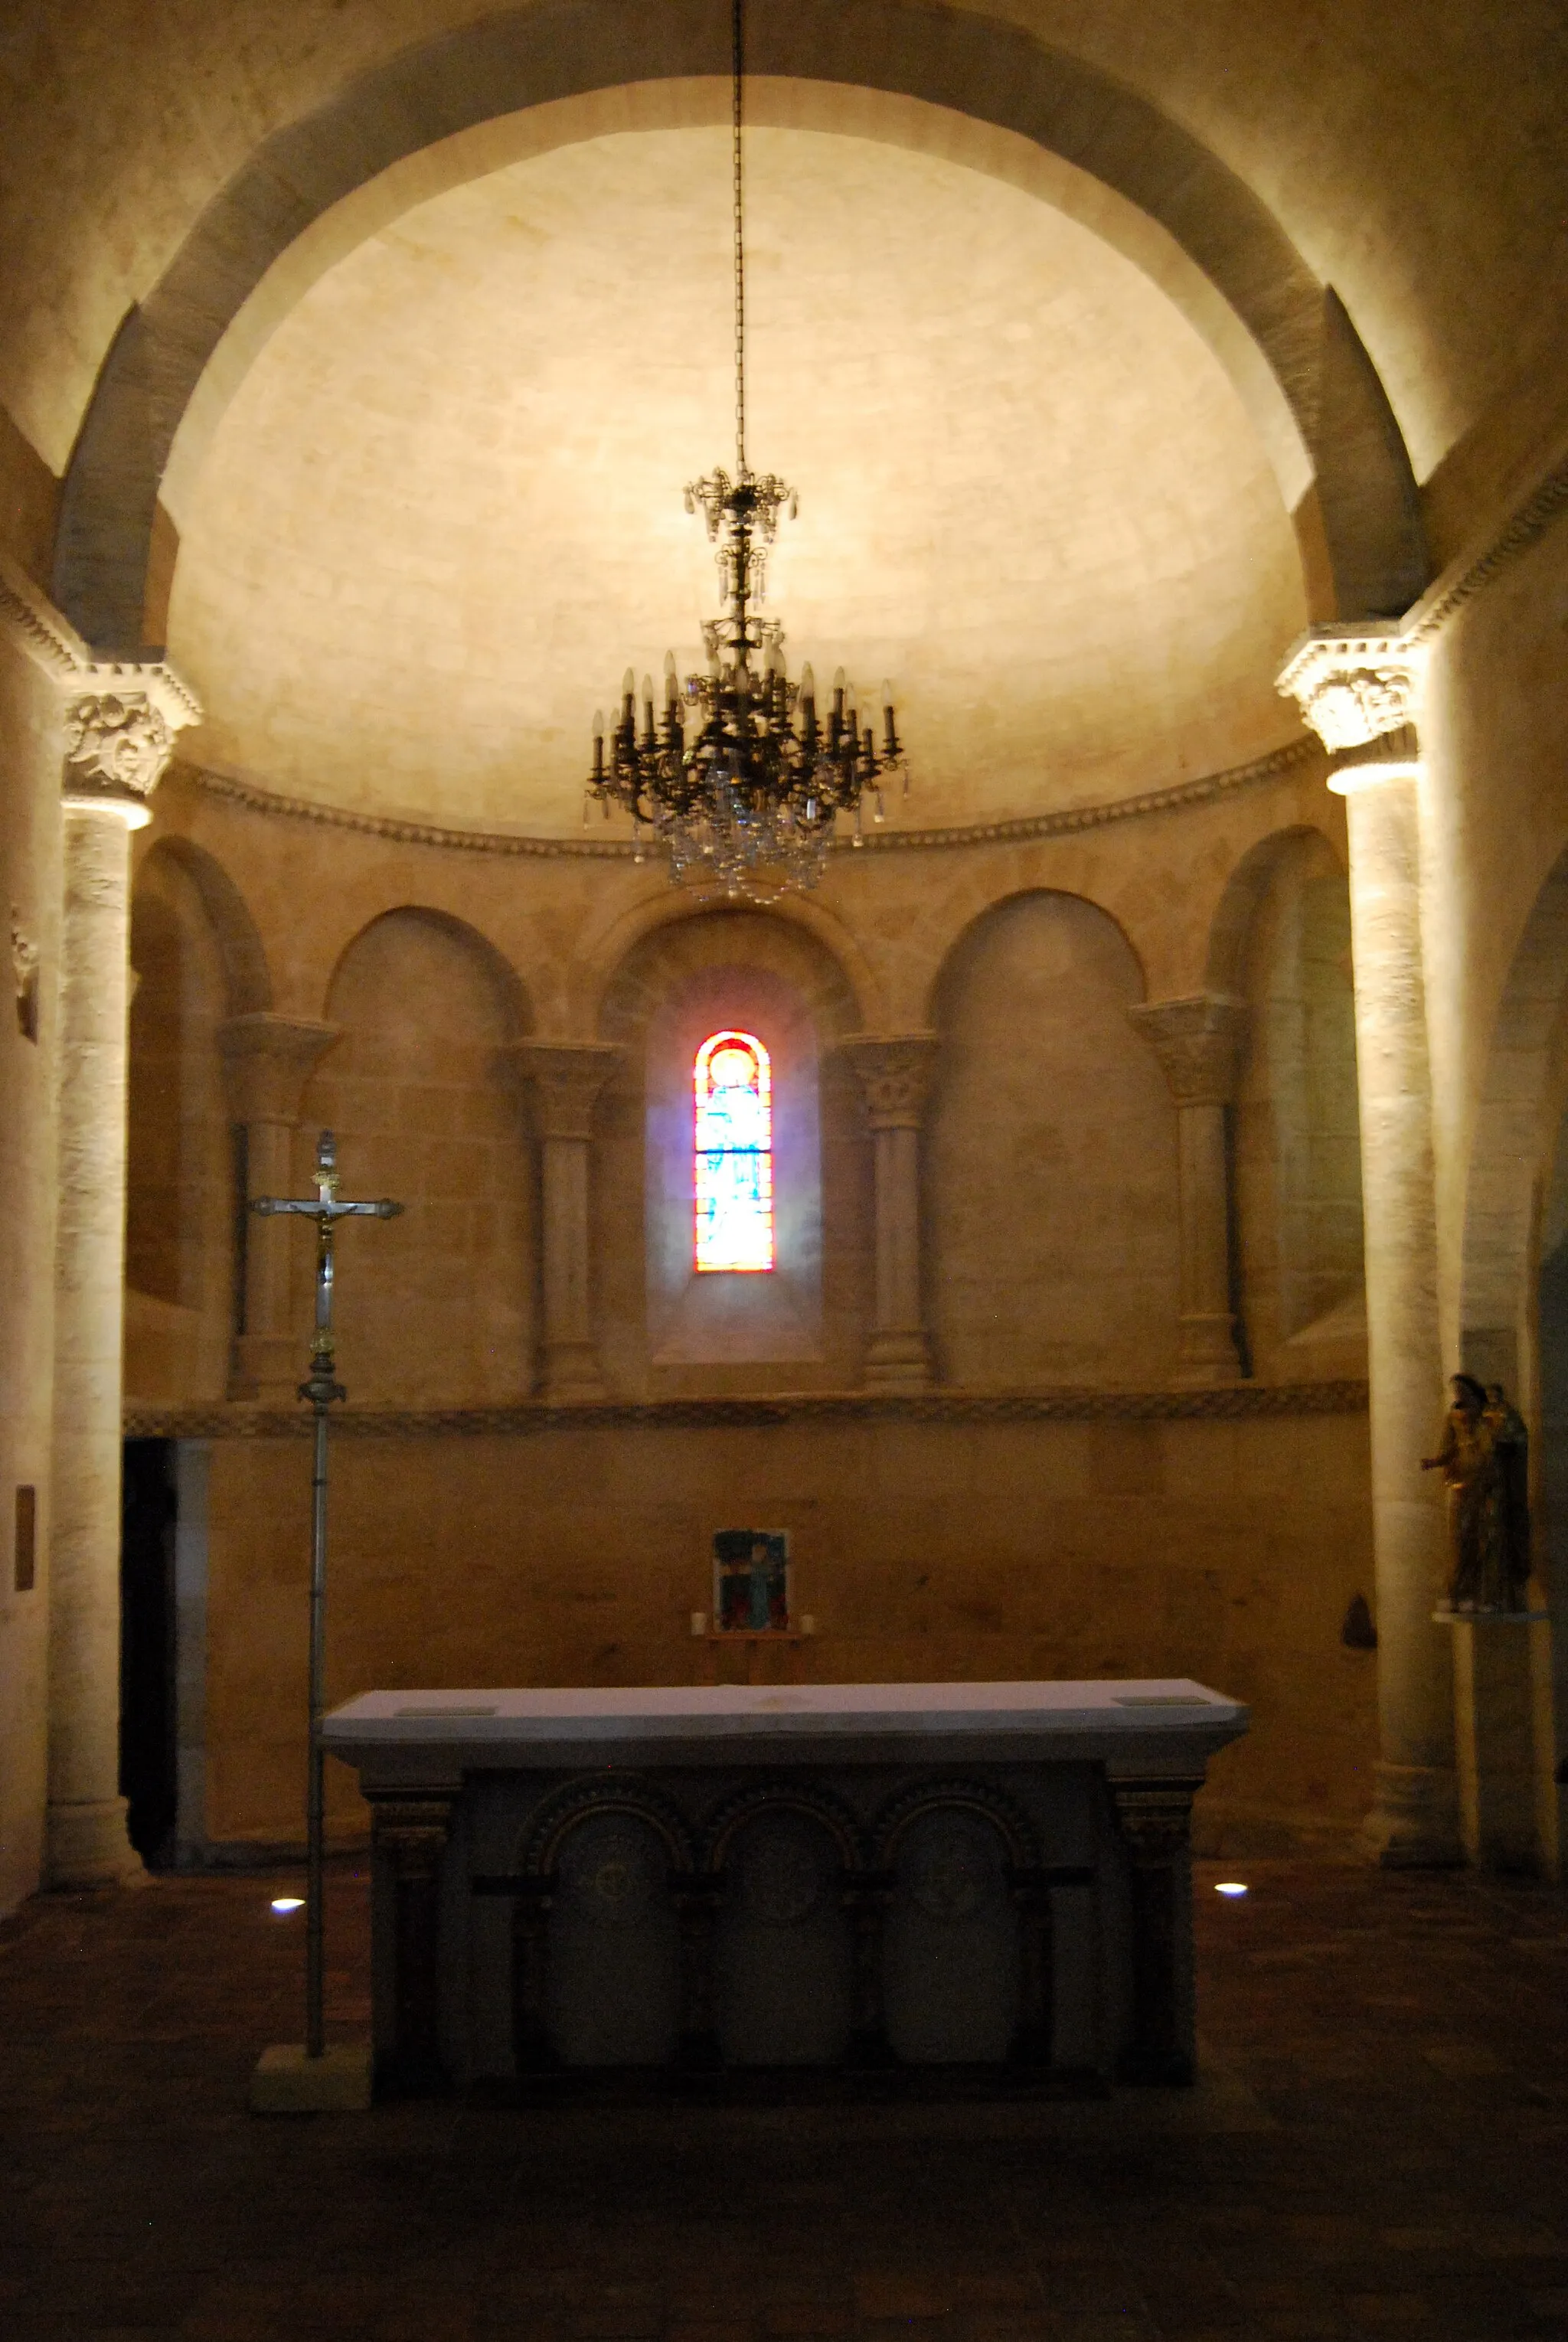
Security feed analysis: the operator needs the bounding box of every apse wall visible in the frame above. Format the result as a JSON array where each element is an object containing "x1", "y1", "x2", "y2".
[{"x1": 119, "y1": 760, "x2": 1379, "y2": 1860}]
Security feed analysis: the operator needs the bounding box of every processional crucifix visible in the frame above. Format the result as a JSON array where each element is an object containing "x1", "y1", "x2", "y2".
[{"x1": 252, "y1": 1132, "x2": 401, "y2": 2083}]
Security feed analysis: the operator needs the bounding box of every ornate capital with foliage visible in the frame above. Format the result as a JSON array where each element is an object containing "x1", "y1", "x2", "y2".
[
  {"x1": 1128, "y1": 995, "x2": 1248, "y2": 1107},
  {"x1": 218, "y1": 1014, "x2": 341, "y2": 1125},
  {"x1": 841, "y1": 1034, "x2": 940, "y2": 1129},
  {"x1": 508, "y1": 1040, "x2": 624, "y2": 1140},
  {"x1": 60, "y1": 661, "x2": 202, "y2": 818},
  {"x1": 1276, "y1": 626, "x2": 1423, "y2": 782}
]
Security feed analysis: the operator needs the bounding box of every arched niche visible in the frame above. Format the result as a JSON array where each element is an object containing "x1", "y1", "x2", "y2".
[
  {"x1": 306, "y1": 906, "x2": 534, "y2": 1403},
  {"x1": 126, "y1": 838, "x2": 268, "y2": 1401},
  {"x1": 1217, "y1": 828, "x2": 1364, "y2": 1377},
  {"x1": 927, "y1": 889, "x2": 1176, "y2": 1388},
  {"x1": 597, "y1": 906, "x2": 867, "y2": 1396}
]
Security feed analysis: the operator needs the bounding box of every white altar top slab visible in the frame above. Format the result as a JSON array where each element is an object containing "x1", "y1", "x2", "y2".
[{"x1": 323, "y1": 1677, "x2": 1247, "y2": 1774}]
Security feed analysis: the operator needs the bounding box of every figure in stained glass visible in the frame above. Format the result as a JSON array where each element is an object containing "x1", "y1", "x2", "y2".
[{"x1": 694, "y1": 1030, "x2": 774, "y2": 1272}]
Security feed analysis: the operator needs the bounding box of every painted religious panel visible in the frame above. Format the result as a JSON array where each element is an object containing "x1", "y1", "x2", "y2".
[{"x1": 714, "y1": 1528, "x2": 792, "y2": 1632}]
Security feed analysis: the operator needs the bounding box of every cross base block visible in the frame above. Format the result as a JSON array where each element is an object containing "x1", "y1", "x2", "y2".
[{"x1": 250, "y1": 2042, "x2": 373, "y2": 2114}]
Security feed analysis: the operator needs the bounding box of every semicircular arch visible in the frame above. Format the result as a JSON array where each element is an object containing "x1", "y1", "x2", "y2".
[
  {"x1": 318, "y1": 903, "x2": 531, "y2": 1037},
  {"x1": 133, "y1": 833, "x2": 272, "y2": 1017},
  {"x1": 54, "y1": 0, "x2": 1425, "y2": 657}
]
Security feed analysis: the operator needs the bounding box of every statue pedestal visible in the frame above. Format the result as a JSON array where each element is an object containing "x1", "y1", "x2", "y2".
[{"x1": 1435, "y1": 1610, "x2": 1558, "y2": 1878}]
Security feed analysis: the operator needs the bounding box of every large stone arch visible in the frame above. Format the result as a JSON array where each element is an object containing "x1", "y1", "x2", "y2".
[
  {"x1": 132, "y1": 832, "x2": 272, "y2": 1017},
  {"x1": 53, "y1": 0, "x2": 1426, "y2": 655},
  {"x1": 318, "y1": 901, "x2": 530, "y2": 1037},
  {"x1": 1203, "y1": 821, "x2": 1345, "y2": 998},
  {"x1": 579, "y1": 879, "x2": 879, "y2": 1037},
  {"x1": 926, "y1": 880, "x2": 1149, "y2": 1021},
  {"x1": 594, "y1": 899, "x2": 871, "y2": 1393}
]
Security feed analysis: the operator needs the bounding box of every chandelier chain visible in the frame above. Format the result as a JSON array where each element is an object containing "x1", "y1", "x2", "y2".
[
  {"x1": 581, "y1": 0, "x2": 908, "y2": 898},
  {"x1": 732, "y1": 0, "x2": 745, "y2": 476}
]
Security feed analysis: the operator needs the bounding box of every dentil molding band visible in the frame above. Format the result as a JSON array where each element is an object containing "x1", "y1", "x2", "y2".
[
  {"x1": 126, "y1": 1380, "x2": 1367, "y2": 1439},
  {"x1": 185, "y1": 736, "x2": 1320, "y2": 860}
]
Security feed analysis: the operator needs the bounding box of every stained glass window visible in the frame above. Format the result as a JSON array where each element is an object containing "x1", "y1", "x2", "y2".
[{"x1": 694, "y1": 1031, "x2": 774, "y2": 1272}]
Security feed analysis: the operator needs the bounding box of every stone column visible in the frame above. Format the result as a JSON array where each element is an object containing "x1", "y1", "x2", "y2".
[
  {"x1": 1278, "y1": 627, "x2": 1459, "y2": 1864},
  {"x1": 368, "y1": 1790, "x2": 458, "y2": 2095},
  {"x1": 47, "y1": 669, "x2": 200, "y2": 1886},
  {"x1": 842, "y1": 1035, "x2": 939, "y2": 1390},
  {"x1": 1106, "y1": 1774, "x2": 1202, "y2": 2085},
  {"x1": 218, "y1": 1013, "x2": 340, "y2": 1398},
  {"x1": 511, "y1": 1041, "x2": 622, "y2": 1401},
  {"x1": 1128, "y1": 995, "x2": 1248, "y2": 1385}
]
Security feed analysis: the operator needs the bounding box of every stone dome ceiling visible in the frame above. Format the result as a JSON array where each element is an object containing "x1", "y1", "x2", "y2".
[{"x1": 166, "y1": 122, "x2": 1308, "y2": 838}]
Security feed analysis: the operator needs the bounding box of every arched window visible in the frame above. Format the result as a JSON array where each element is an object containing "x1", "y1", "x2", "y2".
[{"x1": 694, "y1": 1031, "x2": 774, "y2": 1272}]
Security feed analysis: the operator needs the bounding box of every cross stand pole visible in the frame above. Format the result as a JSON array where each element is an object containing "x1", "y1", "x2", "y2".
[{"x1": 247, "y1": 1130, "x2": 402, "y2": 2114}]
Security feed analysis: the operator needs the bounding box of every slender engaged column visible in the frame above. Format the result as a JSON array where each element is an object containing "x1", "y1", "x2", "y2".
[
  {"x1": 842, "y1": 1035, "x2": 939, "y2": 1390},
  {"x1": 511, "y1": 1041, "x2": 622, "y2": 1400},
  {"x1": 1129, "y1": 996, "x2": 1248, "y2": 1386},
  {"x1": 47, "y1": 671, "x2": 200, "y2": 1886},
  {"x1": 1107, "y1": 1774, "x2": 1201, "y2": 2085},
  {"x1": 218, "y1": 1014, "x2": 340, "y2": 1398},
  {"x1": 1279, "y1": 628, "x2": 1459, "y2": 1865}
]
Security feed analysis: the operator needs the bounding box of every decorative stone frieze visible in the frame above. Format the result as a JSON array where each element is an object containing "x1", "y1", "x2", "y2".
[{"x1": 842, "y1": 1035, "x2": 941, "y2": 1390}]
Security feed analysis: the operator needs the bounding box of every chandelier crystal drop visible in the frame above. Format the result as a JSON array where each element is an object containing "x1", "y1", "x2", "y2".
[{"x1": 583, "y1": 0, "x2": 907, "y2": 898}]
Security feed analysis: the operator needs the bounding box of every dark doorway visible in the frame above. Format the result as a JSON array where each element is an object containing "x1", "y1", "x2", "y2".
[{"x1": 121, "y1": 1438, "x2": 178, "y2": 1867}]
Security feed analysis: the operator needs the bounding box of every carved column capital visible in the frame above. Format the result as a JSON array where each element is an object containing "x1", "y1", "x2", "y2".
[
  {"x1": 1128, "y1": 995, "x2": 1248, "y2": 1107},
  {"x1": 508, "y1": 1040, "x2": 623, "y2": 1140},
  {"x1": 217, "y1": 1014, "x2": 341, "y2": 1124},
  {"x1": 841, "y1": 1034, "x2": 940, "y2": 1129},
  {"x1": 58, "y1": 661, "x2": 202, "y2": 825},
  {"x1": 1276, "y1": 626, "x2": 1423, "y2": 789}
]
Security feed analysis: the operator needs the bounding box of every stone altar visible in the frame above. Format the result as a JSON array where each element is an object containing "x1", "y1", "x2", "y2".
[{"x1": 322, "y1": 1678, "x2": 1248, "y2": 2095}]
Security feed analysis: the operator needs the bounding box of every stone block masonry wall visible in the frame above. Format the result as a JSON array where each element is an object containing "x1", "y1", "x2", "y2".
[{"x1": 188, "y1": 1403, "x2": 1375, "y2": 1857}]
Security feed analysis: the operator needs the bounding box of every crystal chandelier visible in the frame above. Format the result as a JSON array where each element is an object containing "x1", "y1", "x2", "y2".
[{"x1": 584, "y1": 0, "x2": 906, "y2": 898}]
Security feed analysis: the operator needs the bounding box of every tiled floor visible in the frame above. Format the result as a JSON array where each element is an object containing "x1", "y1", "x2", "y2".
[{"x1": 3, "y1": 1857, "x2": 1568, "y2": 2340}]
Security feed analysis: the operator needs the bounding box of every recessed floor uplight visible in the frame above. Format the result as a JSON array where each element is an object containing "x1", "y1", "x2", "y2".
[
  {"x1": 270, "y1": 1896, "x2": 305, "y2": 1915},
  {"x1": 1214, "y1": 1882, "x2": 1249, "y2": 1897}
]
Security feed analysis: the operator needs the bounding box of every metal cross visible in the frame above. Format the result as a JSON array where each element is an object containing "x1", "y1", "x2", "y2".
[{"x1": 253, "y1": 1130, "x2": 402, "y2": 2062}]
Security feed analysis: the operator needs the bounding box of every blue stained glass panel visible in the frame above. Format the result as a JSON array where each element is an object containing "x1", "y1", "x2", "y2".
[{"x1": 694, "y1": 1031, "x2": 774, "y2": 1272}]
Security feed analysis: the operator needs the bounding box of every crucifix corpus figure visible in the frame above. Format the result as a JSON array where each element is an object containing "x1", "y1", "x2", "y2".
[{"x1": 249, "y1": 1130, "x2": 402, "y2": 2114}]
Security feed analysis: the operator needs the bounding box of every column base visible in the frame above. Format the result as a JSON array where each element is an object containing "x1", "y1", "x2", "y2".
[
  {"x1": 541, "y1": 1343, "x2": 606, "y2": 1403},
  {"x1": 1358, "y1": 1762, "x2": 1463, "y2": 1869},
  {"x1": 1173, "y1": 1314, "x2": 1241, "y2": 1387},
  {"x1": 46, "y1": 1796, "x2": 143, "y2": 1888},
  {"x1": 863, "y1": 1331, "x2": 933, "y2": 1391}
]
